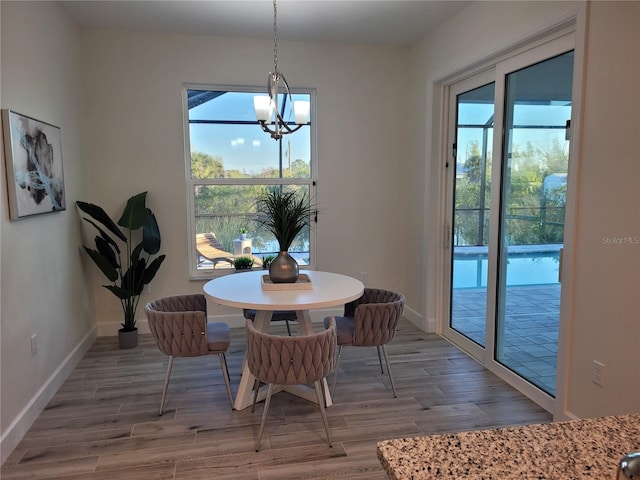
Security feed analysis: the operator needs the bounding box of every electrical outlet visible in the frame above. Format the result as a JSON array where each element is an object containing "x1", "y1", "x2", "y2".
[
  {"x1": 360, "y1": 272, "x2": 368, "y2": 284},
  {"x1": 592, "y1": 360, "x2": 605, "y2": 386},
  {"x1": 143, "y1": 284, "x2": 150, "y2": 294},
  {"x1": 30, "y1": 334, "x2": 38, "y2": 356}
]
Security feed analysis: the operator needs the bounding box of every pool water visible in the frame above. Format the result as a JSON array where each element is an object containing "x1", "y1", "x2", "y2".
[{"x1": 453, "y1": 252, "x2": 560, "y2": 289}]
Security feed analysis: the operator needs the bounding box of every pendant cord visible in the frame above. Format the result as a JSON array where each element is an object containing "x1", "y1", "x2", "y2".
[{"x1": 272, "y1": 0, "x2": 279, "y2": 73}]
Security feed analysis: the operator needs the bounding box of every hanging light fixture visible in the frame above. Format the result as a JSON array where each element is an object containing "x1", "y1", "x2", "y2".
[{"x1": 254, "y1": 0, "x2": 309, "y2": 140}]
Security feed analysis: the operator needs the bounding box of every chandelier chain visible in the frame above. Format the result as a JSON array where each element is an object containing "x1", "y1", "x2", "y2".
[{"x1": 272, "y1": 0, "x2": 279, "y2": 72}]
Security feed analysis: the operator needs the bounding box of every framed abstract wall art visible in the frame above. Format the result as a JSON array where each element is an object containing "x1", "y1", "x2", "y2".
[{"x1": 2, "y1": 110, "x2": 66, "y2": 219}]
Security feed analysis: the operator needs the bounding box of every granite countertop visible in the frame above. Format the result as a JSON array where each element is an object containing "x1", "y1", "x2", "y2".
[{"x1": 377, "y1": 413, "x2": 640, "y2": 480}]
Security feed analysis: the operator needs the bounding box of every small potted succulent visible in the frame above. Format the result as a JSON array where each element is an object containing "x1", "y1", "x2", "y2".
[
  {"x1": 261, "y1": 254, "x2": 276, "y2": 270},
  {"x1": 233, "y1": 255, "x2": 254, "y2": 271}
]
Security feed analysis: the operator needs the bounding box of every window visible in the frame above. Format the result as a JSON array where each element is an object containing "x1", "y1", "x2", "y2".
[{"x1": 183, "y1": 86, "x2": 316, "y2": 279}]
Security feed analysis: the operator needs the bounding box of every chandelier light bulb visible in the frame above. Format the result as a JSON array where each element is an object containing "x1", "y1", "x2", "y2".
[
  {"x1": 254, "y1": 96, "x2": 271, "y2": 122},
  {"x1": 294, "y1": 101, "x2": 310, "y2": 125}
]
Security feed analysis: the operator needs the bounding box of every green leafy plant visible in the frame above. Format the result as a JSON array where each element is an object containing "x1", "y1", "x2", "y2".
[
  {"x1": 233, "y1": 256, "x2": 254, "y2": 270},
  {"x1": 261, "y1": 254, "x2": 276, "y2": 270},
  {"x1": 255, "y1": 187, "x2": 314, "y2": 252},
  {"x1": 76, "y1": 192, "x2": 166, "y2": 332}
]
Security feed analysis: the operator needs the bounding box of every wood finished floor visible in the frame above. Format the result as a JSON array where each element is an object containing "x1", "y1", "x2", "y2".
[{"x1": 1, "y1": 319, "x2": 552, "y2": 479}]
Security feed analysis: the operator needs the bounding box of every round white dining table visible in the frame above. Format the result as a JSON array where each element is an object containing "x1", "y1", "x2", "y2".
[{"x1": 203, "y1": 270, "x2": 364, "y2": 410}]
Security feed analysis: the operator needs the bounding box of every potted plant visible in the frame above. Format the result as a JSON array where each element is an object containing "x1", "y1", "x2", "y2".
[
  {"x1": 76, "y1": 191, "x2": 166, "y2": 348},
  {"x1": 233, "y1": 256, "x2": 254, "y2": 271},
  {"x1": 239, "y1": 227, "x2": 248, "y2": 240},
  {"x1": 255, "y1": 187, "x2": 314, "y2": 283},
  {"x1": 261, "y1": 254, "x2": 276, "y2": 270}
]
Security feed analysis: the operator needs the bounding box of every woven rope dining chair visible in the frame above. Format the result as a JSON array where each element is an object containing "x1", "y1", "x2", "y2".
[
  {"x1": 324, "y1": 288, "x2": 405, "y2": 398},
  {"x1": 246, "y1": 318, "x2": 337, "y2": 452},
  {"x1": 145, "y1": 294, "x2": 233, "y2": 415}
]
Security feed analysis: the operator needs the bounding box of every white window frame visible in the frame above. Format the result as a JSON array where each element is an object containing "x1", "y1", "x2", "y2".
[{"x1": 182, "y1": 84, "x2": 317, "y2": 280}]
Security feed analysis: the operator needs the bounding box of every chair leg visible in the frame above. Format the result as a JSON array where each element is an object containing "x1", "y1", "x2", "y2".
[
  {"x1": 285, "y1": 320, "x2": 292, "y2": 336},
  {"x1": 251, "y1": 377, "x2": 261, "y2": 413},
  {"x1": 159, "y1": 356, "x2": 174, "y2": 416},
  {"x1": 381, "y1": 345, "x2": 397, "y2": 398},
  {"x1": 314, "y1": 380, "x2": 332, "y2": 447},
  {"x1": 218, "y1": 353, "x2": 234, "y2": 410},
  {"x1": 256, "y1": 383, "x2": 274, "y2": 452},
  {"x1": 376, "y1": 346, "x2": 384, "y2": 374},
  {"x1": 331, "y1": 345, "x2": 343, "y2": 397}
]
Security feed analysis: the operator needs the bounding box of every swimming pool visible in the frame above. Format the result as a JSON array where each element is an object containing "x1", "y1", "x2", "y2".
[{"x1": 453, "y1": 244, "x2": 561, "y2": 289}]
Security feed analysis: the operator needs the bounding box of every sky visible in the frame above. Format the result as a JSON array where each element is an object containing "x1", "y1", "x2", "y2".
[{"x1": 188, "y1": 90, "x2": 311, "y2": 174}]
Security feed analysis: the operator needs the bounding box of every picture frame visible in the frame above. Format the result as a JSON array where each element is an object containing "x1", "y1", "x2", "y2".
[{"x1": 2, "y1": 110, "x2": 66, "y2": 219}]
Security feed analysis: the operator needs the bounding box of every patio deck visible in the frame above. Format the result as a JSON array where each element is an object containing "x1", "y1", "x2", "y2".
[{"x1": 452, "y1": 284, "x2": 560, "y2": 396}]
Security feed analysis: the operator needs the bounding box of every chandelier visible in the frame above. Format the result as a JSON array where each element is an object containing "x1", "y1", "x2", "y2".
[{"x1": 254, "y1": 0, "x2": 309, "y2": 140}]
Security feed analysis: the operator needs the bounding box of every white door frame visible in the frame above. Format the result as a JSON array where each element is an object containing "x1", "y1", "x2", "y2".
[{"x1": 435, "y1": 9, "x2": 587, "y2": 419}]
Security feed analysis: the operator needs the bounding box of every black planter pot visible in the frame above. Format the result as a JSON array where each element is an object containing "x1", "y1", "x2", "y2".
[{"x1": 118, "y1": 327, "x2": 138, "y2": 349}]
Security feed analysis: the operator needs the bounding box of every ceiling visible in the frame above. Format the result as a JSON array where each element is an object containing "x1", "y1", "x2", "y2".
[{"x1": 58, "y1": 0, "x2": 472, "y2": 47}]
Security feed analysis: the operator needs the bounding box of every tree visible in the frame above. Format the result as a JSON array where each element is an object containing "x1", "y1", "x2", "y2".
[
  {"x1": 455, "y1": 141, "x2": 491, "y2": 246},
  {"x1": 453, "y1": 137, "x2": 568, "y2": 247},
  {"x1": 190, "y1": 151, "x2": 313, "y2": 254},
  {"x1": 191, "y1": 151, "x2": 225, "y2": 179},
  {"x1": 289, "y1": 159, "x2": 310, "y2": 178}
]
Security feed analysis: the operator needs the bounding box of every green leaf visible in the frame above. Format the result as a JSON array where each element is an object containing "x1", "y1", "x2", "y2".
[
  {"x1": 117, "y1": 192, "x2": 147, "y2": 230},
  {"x1": 84, "y1": 219, "x2": 122, "y2": 255},
  {"x1": 104, "y1": 285, "x2": 135, "y2": 300},
  {"x1": 95, "y1": 236, "x2": 120, "y2": 270},
  {"x1": 83, "y1": 247, "x2": 119, "y2": 282},
  {"x1": 130, "y1": 242, "x2": 143, "y2": 266},
  {"x1": 122, "y1": 258, "x2": 146, "y2": 295},
  {"x1": 76, "y1": 201, "x2": 126, "y2": 242},
  {"x1": 142, "y1": 255, "x2": 166, "y2": 285},
  {"x1": 143, "y1": 208, "x2": 161, "y2": 254}
]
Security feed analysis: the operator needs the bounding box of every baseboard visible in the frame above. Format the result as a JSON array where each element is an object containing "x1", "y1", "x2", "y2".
[
  {"x1": 96, "y1": 319, "x2": 155, "y2": 336},
  {"x1": 96, "y1": 307, "x2": 346, "y2": 335},
  {"x1": 1, "y1": 325, "x2": 98, "y2": 465},
  {"x1": 97, "y1": 305, "x2": 429, "y2": 335},
  {"x1": 427, "y1": 317, "x2": 437, "y2": 333},
  {"x1": 402, "y1": 306, "x2": 432, "y2": 333},
  {"x1": 560, "y1": 410, "x2": 580, "y2": 421}
]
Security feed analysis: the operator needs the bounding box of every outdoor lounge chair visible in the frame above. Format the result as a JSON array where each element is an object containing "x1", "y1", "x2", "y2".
[
  {"x1": 196, "y1": 233, "x2": 263, "y2": 269},
  {"x1": 196, "y1": 233, "x2": 235, "y2": 268}
]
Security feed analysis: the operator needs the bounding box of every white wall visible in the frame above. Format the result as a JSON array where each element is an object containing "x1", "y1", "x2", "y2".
[
  {"x1": 79, "y1": 29, "x2": 412, "y2": 333},
  {"x1": 409, "y1": 0, "x2": 640, "y2": 419},
  {"x1": 566, "y1": 1, "x2": 639, "y2": 418},
  {"x1": 0, "y1": 1, "x2": 94, "y2": 462}
]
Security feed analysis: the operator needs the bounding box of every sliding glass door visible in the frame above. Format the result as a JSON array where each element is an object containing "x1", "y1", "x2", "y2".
[
  {"x1": 444, "y1": 34, "x2": 575, "y2": 410},
  {"x1": 495, "y1": 51, "x2": 573, "y2": 396},
  {"x1": 449, "y1": 75, "x2": 495, "y2": 350}
]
